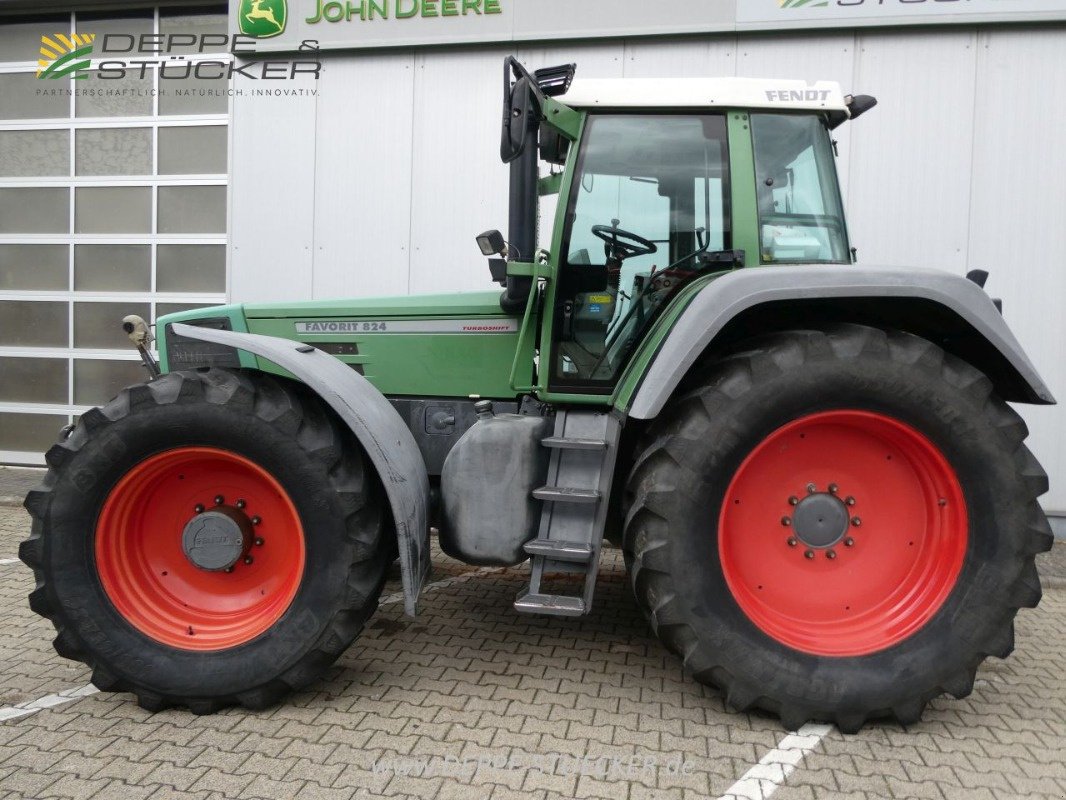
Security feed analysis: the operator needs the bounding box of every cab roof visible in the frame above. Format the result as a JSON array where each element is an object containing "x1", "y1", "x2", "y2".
[{"x1": 559, "y1": 77, "x2": 850, "y2": 116}]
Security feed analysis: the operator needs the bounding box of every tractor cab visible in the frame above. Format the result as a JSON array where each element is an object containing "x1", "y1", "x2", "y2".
[{"x1": 490, "y1": 59, "x2": 874, "y2": 398}]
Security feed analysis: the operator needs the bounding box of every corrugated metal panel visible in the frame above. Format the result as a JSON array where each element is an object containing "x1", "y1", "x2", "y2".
[
  {"x1": 623, "y1": 38, "x2": 737, "y2": 78},
  {"x1": 311, "y1": 53, "x2": 415, "y2": 300},
  {"x1": 847, "y1": 30, "x2": 979, "y2": 271},
  {"x1": 968, "y1": 29, "x2": 1066, "y2": 512},
  {"x1": 229, "y1": 70, "x2": 318, "y2": 303},
  {"x1": 406, "y1": 49, "x2": 511, "y2": 294}
]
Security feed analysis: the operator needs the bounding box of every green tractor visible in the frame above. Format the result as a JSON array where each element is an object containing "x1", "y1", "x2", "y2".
[{"x1": 21, "y1": 59, "x2": 1054, "y2": 731}]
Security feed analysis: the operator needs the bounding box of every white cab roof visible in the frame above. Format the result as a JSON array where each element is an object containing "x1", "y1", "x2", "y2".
[{"x1": 560, "y1": 77, "x2": 849, "y2": 114}]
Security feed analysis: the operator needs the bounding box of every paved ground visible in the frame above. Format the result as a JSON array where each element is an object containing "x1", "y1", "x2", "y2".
[
  {"x1": 0, "y1": 503, "x2": 1063, "y2": 800},
  {"x1": 0, "y1": 468, "x2": 45, "y2": 507}
]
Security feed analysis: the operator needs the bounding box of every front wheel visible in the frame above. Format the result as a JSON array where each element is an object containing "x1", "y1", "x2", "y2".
[
  {"x1": 623, "y1": 325, "x2": 1052, "y2": 732},
  {"x1": 20, "y1": 369, "x2": 390, "y2": 713}
]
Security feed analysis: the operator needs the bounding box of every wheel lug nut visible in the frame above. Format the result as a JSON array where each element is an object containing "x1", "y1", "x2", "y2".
[
  {"x1": 224, "y1": 566, "x2": 234, "y2": 573},
  {"x1": 806, "y1": 483, "x2": 817, "y2": 494},
  {"x1": 844, "y1": 537, "x2": 855, "y2": 547},
  {"x1": 244, "y1": 556, "x2": 254, "y2": 565},
  {"x1": 788, "y1": 496, "x2": 799, "y2": 506},
  {"x1": 194, "y1": 504, "x2": 205, "y2": 514},
  {"x1": 251, "y1": 516, "x2": 261, "y2": 526},
  {"x1": 236, "y1": 499, "x2": 246, "y2": 509},
  {"x1": 826, "y1": 550, "x2": 837, "y2": 560},
  {"x1": 804, "y1": 550, "x2": 815, "y2": 559},
  {"x1": 851, "y1": 517, "x2": 861, "y2": 527},
  {"x1": 787, "y1": 537, "x2": 798, "y2": 547},
  {"x1": 828, "y1": 483, "x2": 839, "y2": 494},
  {"x1": 781, "y1": 516, "x2": 791, "y2": 526},
  {"x1": 214, "y1": 495, "x2": 224, "y2": 505},
  {"x1": 254, "y1": 537, "x2": 264, "y2": 547},
  {"x1": 845, "y1": 496, "x2": 856, "y2": 506}
]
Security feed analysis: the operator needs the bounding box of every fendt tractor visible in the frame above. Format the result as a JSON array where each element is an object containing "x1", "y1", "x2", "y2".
[{"x1": 21, "y1": 59, "x2": 1054, "y2": 732}]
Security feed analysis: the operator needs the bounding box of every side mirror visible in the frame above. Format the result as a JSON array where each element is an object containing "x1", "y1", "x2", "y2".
[
  {"x1": 476, "y1": 229, "x2": 506, "y2": 257},
  {"x1": 501, "y1": 76, "x2": 536, "y2": 163},
  {"x1": 487, "y1": 258, "x2": 507, "y2": 286},
  {"x1": 846, "y1": 94, "x2": 877, "y2": 121}
]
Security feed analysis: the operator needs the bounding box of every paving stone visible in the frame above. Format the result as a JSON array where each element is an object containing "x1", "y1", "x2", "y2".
[{"x1": 0, "y1": 505, "x2": 1063, "y2": 800}]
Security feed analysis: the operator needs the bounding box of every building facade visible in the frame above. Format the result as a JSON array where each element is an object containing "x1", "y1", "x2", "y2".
[
  {"x1": 0, "y1": 2, "x2": 229, "y2": 461},
  {"x1": 1, "y1": 0, "x2": 1064, "y2": 523}
]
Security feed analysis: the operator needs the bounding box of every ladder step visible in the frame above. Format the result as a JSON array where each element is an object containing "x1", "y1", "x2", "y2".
[
  {"x1": 542, "y1": 436, "x2": 608, "y2": 451},
  {"x1": 532, "y1": 486, "x2": 601, "y2": 504},
  {"x1": 524, "y1": 538, "x2": 593, "y2": 562},
  {"x1": 514, "y1": 590, "x2": 586, "y2": 617}
]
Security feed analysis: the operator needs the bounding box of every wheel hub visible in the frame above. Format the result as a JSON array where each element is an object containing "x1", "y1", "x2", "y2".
[
  {"x1": 791, "y1": 492, "x2": 849, "y2": 549},
  {"x1": 181, "y1": 506, "x2": 252, "y2": 571}
]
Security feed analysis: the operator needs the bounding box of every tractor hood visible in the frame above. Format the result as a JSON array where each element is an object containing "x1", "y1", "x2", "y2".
[{"x1": 158, "y1": 290, "x2": 528, "y2": 400}]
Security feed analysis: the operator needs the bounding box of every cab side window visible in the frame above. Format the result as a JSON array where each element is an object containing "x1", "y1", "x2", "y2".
[{"x1": 751, "y1": 114, "x2": 849, "y2": 264}]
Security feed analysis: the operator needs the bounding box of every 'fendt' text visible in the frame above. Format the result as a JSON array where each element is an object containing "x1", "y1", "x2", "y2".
[{"x1": 765, "y1": 89, "x2": 832, "y2": 102}]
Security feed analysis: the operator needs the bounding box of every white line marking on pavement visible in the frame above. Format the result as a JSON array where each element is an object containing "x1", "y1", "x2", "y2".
[
  {"x1": 0, "y1": 684, "x2": 99, "y2": 723},
  {"x1": 717, "y1": 723, "x2": 834, "y2": 800},
  {"x1": 0, "y1": 558, "x2": 21, "y2": 566},
  {"x1": 379, "y1": 566, "x2": 503, "y2": 606}
]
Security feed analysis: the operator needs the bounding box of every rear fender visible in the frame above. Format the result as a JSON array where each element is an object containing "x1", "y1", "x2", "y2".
[
  {"x1": 171, "y1": 323, "x2": 430, "y2": 615},
  {"x1": 625, "y1": 265, "x2": 1055, "y2": 420}
]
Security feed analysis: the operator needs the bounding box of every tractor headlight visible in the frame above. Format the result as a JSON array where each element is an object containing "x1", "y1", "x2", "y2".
[{"x1": 164, "y1": 318, "x2": 241, "y2": 371}]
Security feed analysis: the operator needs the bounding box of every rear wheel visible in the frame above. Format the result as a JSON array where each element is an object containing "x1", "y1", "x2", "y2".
[
  {"x1": 623, "y1": 325, "x2": 1052, "y2": 731},
  {"x1": 20, "y1": 368, "x2": 389, "y2": 713}
]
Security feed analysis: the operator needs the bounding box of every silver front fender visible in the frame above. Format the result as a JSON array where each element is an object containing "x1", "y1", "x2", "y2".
[
  {"x1": 628, "y1": 265, "x2": 1055, "y2": 420},
  {"x1": 171, "y1": 323, "x2": 430, "y2": 615}
]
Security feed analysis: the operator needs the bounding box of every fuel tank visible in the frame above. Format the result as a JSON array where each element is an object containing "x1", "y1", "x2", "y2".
[{"x1": 439, "y1": 404, "x2": 551, "y2": 566}]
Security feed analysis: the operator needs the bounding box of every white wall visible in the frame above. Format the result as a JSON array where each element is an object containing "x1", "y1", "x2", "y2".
[{"x1": 230, "y1": 26, "x2": 1066, "y2": 512}]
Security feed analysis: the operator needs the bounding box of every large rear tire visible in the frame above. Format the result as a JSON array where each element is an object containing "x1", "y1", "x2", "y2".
[
  {"x1": 20, "y1": 368, "x2": 389, "y2": 713},
  {"x1": 623, "y1": 325, "x2": 1052, "y2": 732}
]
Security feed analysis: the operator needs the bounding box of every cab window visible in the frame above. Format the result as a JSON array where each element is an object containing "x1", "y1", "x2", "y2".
[
  {"x1": 751, "y1": 114, "x2": 849, "y2": 264},
  {"x1": 552, "y1": 114, "x2": 730, "y2": 390}
]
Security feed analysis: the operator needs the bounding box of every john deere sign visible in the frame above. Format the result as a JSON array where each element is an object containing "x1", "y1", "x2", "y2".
[
  {"x1": 306, "y1": 0, "x2": 501, "y2": 24},
  {"x1": 239, "y1": 0, "x2": 288, "y2": 38},
  {"x1": 231, "y1": 0, "x2": 1066, "y2": 53}
]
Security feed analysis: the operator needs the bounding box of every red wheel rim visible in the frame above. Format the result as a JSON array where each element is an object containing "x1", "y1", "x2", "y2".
[
  {"x1": 95, "y1": 447, "x2": 305, "y2": 651},
  {"x1": 718, "y1": 411, "x2": 967, "y2": 657}
]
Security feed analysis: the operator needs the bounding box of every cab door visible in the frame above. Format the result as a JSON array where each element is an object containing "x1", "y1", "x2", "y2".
[{"x1": 538, "y1": 113, "x2": 732, "y2": 399}]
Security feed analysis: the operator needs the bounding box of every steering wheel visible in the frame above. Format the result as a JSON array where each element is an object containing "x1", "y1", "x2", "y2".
[{"x1": 591, "y1": 221, "x2": 657, "y2": 261}]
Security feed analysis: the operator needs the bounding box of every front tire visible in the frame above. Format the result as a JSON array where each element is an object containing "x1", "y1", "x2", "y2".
[
  {"x1": 20, "y1": 369, "x2": 389, "y2": 713},
  {"x1": 623, "y1": 325, "x2": 1052, "y2": 731}
]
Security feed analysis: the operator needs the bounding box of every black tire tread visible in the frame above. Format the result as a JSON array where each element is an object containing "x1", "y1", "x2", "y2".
[
  {"x1": 623, "y1": 324, "x2": 1051, "y2": 732},
  {"x1": 20, "y1": 368, "x2": 388, "y2": 713}
]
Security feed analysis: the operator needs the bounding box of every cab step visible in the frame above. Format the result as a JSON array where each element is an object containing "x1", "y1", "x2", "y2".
[
  {"x1": 514, "y1": 590, "x2": 586, "y2": 617},
  {"x1": 523, "y1": 538, "x2": 593, "y2": 562},
  {"x1": 515, "y1": 409, "x2": 623, "y2": 618},
  {"x1": 532, "y1": 486, "x2": 601, "y2": 504}
]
